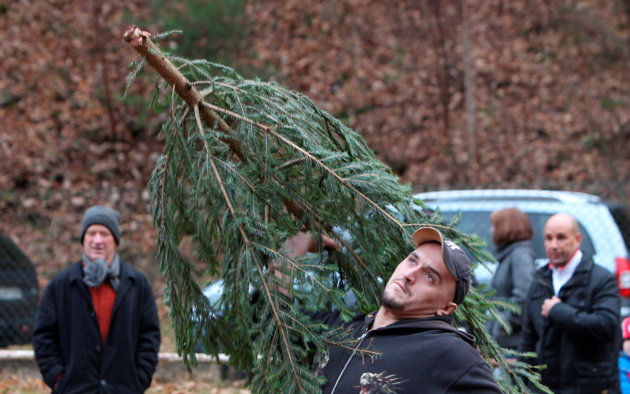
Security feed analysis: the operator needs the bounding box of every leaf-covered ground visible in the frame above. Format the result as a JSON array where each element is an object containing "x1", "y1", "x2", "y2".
[{"x1": 0, "y1": 373, "x2": 249, "y2": 394}]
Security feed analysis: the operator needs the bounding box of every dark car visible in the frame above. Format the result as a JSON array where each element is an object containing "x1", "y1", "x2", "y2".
[{"x1": 0, "y1": 234, "x2": 39, "y2": 347}]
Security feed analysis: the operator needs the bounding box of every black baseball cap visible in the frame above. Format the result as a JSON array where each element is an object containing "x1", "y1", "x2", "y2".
[{"x1": 412, "y1": 227, "x2": 472, "y2": 305}]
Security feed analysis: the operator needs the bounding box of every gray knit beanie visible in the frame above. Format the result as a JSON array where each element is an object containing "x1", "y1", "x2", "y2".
[{"x1": 80, "y1": 205, "x2": 121, "y2": 245}]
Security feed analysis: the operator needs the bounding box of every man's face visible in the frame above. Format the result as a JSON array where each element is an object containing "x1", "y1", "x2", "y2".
[
  {"x1": 544, "y1": 215, "x2": 582, "y2": 268},
  {"x1": 380, "y1": 242, "x2": 457, "y2": 318},
  {"x1": 83, "y1": 224, "x2": 117, "y2": 264}
]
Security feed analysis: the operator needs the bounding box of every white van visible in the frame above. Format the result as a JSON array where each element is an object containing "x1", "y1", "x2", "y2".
[{"x1": 414, "y1": 189, "x2": 630, "y2": 317}]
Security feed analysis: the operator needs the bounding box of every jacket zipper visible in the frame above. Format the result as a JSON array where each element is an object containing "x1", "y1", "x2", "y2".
[{"x1": 329, "y1": 329, "x2": 369, "y2": 394}]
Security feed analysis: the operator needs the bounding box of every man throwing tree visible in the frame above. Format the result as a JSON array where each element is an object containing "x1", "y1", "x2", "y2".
[{"x1": 283, "y1": 227, "x2": 501, "y2": 393}]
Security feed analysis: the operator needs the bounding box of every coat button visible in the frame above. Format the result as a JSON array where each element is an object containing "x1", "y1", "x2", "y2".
[
  {"x1": 95, "y1": 345, "x2": 101, "y2": 352},
  {"x1": 100, "y1": 379, "x2": 107, "y2": 386}
]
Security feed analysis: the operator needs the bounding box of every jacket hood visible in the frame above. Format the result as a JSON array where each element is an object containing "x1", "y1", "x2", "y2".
[
  {"x1": 494, "y1": 239, "x2": 532, "y2": 262},
  {"x1": 365, "y1": 314, "x2": 477, "y2": 346}
]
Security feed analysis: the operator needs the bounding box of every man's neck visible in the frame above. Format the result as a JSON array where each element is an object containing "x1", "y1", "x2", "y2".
[
  {"x1": 373, "y1": 308, "x2": 397, "y2": 329},
  {"x1": 374, "y1": 307, "x2": 434, "y2": 329}
]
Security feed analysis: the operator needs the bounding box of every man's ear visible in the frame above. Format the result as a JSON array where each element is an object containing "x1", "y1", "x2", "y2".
[{"x1": 436, "y1": 302, "x2": 458, "y2": 316}]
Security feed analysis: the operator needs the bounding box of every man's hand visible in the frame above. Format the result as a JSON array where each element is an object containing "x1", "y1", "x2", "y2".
[
  {"x1": 541, "y1": 295, "x2": 561, "y2": 318},
  {"x1": 270, "y1": 231, "x2": 339, "y2": 297},
  {"x1": 283, "y1": 231, "x2": 339, "y2": 258}
]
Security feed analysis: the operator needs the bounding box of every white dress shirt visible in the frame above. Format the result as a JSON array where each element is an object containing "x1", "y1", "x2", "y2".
[{"x1": 551, "y1": 250, "x2": 583, "y2": 295}]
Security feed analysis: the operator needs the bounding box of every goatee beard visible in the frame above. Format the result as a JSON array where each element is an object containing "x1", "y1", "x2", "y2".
[{"x1": 379, "y1": 289, "x2": 404, "y2": 311}]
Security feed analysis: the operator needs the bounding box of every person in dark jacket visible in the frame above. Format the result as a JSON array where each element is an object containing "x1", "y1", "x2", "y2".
[
  {"x1": 32, "y1": 206, "x2": 161, "y2": 394},
  {"x1": 487, "y1": 207, "x2": 536, "y2": 349},
  {"x1": 519, "y1": 213, "x2": 621, "y2": 394},
  {"x1": 281, "y1": 227, "x2": 501, "y2": 394}
]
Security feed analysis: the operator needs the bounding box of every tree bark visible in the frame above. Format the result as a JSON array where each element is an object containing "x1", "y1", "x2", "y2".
[
  {"x1": 123, "y1": 26, "x2": 233, "y2": 136},
  {"x1": 462, "y1": 0, "x2": 478, "y2": 182}
]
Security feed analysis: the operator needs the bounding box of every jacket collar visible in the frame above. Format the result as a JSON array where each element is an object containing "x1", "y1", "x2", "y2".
[
  {"x1": 537, "y1": 251, "x2": 593, "y2": 288},
  {"x1": 562, "y1": 252, "x2": 593, "y2": 288},
  {"x1": 69, "y1": 259, "x2": 137, "y2": 284},
  {"x1": 69, "y1": 259, "x2": 137, "y2": 313},
  {"x1": 364, "y1": 313, "x2": 476, "y2": 345},
  {"x1": 494, "y1": 240, "x2": 532, "y2": 261}
]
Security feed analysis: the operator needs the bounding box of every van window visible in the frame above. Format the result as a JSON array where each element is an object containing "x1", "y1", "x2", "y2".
[{"x1": 440, "y1": 211, "x2": 596, "y2": 260}]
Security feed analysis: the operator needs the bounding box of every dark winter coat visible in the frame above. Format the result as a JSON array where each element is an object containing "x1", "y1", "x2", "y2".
[
  {"x1": 519, "y1": 253, "x2": 621, "y2": 394},
  {"x1": 313, "y1": 311, "x2": 501, "y2": 394},
  {"x1": 32, "y1": 260, "x2": 161, "y2": 394},
  {"x1": 487, "y1": 240, "x2": 535, "y2": 348}
]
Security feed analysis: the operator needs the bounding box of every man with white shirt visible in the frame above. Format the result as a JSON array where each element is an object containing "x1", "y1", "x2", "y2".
[{"x1": 519, "y1": 213, "x2": 621, "y2": 393}]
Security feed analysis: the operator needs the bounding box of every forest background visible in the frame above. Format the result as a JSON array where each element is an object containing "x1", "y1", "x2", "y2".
[{"x1": 1, "y1": 0, "x2": 629, "y2": 358}]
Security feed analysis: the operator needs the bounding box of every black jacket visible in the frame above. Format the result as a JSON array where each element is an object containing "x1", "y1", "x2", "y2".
[
  {"x1": 313, "y1": 311, "x2": 501, "y2": 394},
  {"x1": 32, "y1": 260, "x2": 161, "y2": 394},
  {"x1": 519, "y1": 253, "x2": 621, "y2": 394}
]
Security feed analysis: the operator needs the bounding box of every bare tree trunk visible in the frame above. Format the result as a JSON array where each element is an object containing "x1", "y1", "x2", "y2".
[
  {"x1": 623, "y1": 0, "x2": 630, "y2": 31},
  {"x1": 425, "y1": 0, "x2": 451, "y2": 134},
  {"x1": 92, "y1": 0, "x2": 118, "y2": 140},
  {"x1": 462, "y1": 0, "x2": 477, "y2": 182}
]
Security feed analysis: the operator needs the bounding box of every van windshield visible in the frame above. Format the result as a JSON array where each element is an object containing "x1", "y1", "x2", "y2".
[{"x1": 440, "y1": 211, "x2": 596, "y2": 259}]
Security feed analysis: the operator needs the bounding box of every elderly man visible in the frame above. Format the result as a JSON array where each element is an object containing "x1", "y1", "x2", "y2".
[
  {"x1": 33, "y1": 206, "x2": 161, "y2": 394},
  {"x1": 284, "y1": 227, "x2": 501, "y2": 393},
  {"x1": 519, "y1": 213, "x2": 621, "y2": 393}
]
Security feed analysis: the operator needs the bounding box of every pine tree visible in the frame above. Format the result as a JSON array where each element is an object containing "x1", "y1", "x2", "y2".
[{"x1": 123, "y1": 26, "x2": 549, "y2": 394}]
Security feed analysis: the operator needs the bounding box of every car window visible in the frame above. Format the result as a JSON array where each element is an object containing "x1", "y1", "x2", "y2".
[
  {"x1": 440, "y1": 211, "x2": 596, "y2": 259},
  {"x1": 0, "y1": 234, "x2": 39, "y2": 347}
]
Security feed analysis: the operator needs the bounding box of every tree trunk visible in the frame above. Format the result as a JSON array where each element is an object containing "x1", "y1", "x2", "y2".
[{"x1": 462, "y1": 0, "x2": 478, "y2": 182}]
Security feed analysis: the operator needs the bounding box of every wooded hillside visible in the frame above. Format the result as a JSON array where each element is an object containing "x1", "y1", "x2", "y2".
[{"x1": 1, "y1": 0, "x2": 629, "y2": 288}]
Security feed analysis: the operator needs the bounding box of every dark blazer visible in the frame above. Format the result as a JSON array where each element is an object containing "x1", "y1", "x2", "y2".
[
  {"x1": 32, "y1": 260, "x2": 161, "y2": 394},
  {"x1": 519, "y1": 253, "x2": 621, "y2": 394}
]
